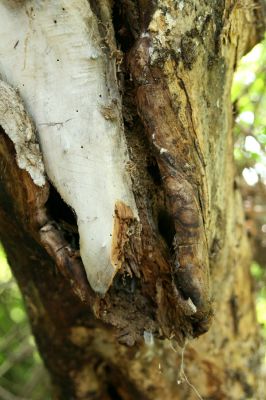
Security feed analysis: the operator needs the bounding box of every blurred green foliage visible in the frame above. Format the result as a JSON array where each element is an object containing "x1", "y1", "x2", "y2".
[
  {"x1": 0, "y1": 244, "x2": 50, "y2": 399},
  {"x1": 232, "y1": 37, "x2": 266, "y2": 353},
  {"x1": 232, "y1": 37, "x2": 266, "y2": 185},
  {"x1": 251, "y1": 261, "x2": 266, "y2": 337}
]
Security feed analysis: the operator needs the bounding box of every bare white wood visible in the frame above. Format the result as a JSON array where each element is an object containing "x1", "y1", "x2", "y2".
[{"x1": 0, "y1": 0, "x2": 138, "y2": 294}]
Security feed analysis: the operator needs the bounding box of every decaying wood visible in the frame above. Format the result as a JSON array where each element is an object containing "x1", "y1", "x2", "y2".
[
  {"x1": 0, "y1": 0, "x2": 265, "y2": 399},
  {"x1": 111, "y1": 201, "x2": 137, "y2": 275},
  {"x1": 128, "y1": 39, "x2": 212, "y2": 330}
]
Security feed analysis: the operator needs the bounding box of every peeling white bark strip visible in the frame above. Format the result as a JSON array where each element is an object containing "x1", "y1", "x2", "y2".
[
  {"x1": 0, "y1": 0, "x2": 138, "y2": 294},
  {"x1": 0, "y1": 80, "x2": 45, "y2": 186}
]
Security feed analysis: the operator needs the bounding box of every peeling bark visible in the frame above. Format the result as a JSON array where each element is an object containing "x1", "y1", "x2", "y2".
[
  {"x1": 0, "y1": 0, "x2": 139, "y2": 294},
  {"x1": 0, "y1": 0, "x2": 265, "y2": 399}
]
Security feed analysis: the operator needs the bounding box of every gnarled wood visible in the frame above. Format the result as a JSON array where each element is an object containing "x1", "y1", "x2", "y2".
[{"x1": 0, "y1": 0, "x2": 265, "y2": 399}]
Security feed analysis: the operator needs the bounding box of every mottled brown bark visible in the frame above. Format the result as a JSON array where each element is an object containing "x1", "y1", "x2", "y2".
[{"x1": 0, "y1": 0, "x2": 265, "y2": 399}]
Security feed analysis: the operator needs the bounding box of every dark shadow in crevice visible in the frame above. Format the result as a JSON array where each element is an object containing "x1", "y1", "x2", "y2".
[
  {"x1": 45, "y1": 184, "x2": 79, "y2": 249},
  {"x1": 157, "y1": 209, "x2": 175, "y2": 252},
  {"x1": 112, "y1": 1, "x2": 137, "y2": 52},
  {"x1": 147, "y1": 157, "x2": 162, "y2": 186},
  {"x1": 107, "y1": 384, "x2": 124, "y2": 400}
]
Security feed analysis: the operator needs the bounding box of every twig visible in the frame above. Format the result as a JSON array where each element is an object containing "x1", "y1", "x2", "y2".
[
  {"x1": 0, "y1": 326, "x2": 29, "y2": 353},
  {"x1": 0, "y1": 341, "x2": 34, "y2": 377},
  {"x1": 169, "y1": 340, "x2": 204, "y2": 400}
]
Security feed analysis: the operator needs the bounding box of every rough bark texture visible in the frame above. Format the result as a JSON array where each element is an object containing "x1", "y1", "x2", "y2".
[{"x1": 0, "y1": 0, "x2": 265, "y2": 399}]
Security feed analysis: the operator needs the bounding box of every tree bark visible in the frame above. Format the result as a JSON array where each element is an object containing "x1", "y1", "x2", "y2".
[{"x1": 0, "y1": 1, "x2": 265, "y2": 399}]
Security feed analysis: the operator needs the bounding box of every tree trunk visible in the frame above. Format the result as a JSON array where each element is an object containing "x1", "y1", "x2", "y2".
[{"x1": 0, "y1": 1, "x2": 265, "y2": 399}]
